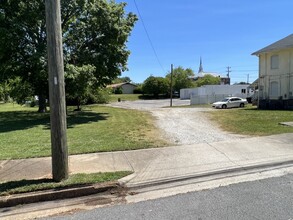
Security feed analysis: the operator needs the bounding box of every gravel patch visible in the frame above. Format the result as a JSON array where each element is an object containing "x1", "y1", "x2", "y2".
[{"x1": 108, "y1": 99, "x2": 247, "y2": 145}]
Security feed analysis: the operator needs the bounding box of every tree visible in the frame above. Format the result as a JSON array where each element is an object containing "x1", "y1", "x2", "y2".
[
  {"x1": 166, "y1": 66, "x2": 195, "y2": 92},
  {"x1": 195, "y1": 74, "x2": 221, "y2": 87},
  {"x1": 65, "y1": 64, "x2": 97, "y2": 111},
  {"x1": 0, "y1": 81, "x2": 10, "y2": 102},
  {"x1": 142, "y1": 76, "x2": 169, "y2": 98},
  {"x1": 8, "y1": 77, "x2": 33, "y2": 104},
  {"x1": 0, "y1": 0, "x2": 137, "y2": 112},
  {"x1": 0, "y1": 1, "x2": 48, "y2": 111},
  {"x1": 112, "y1": 76, "x2": 131, "y2": 84}
]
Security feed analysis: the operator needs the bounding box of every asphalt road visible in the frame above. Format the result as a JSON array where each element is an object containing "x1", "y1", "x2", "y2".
[{"x1": 46, "y1": 173, "x2": 293, "y2": 220}]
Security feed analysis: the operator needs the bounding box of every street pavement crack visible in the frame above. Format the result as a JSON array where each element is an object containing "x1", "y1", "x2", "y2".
[{"x1": 206, "y1": 142, "x2": 241, "y2": 167}]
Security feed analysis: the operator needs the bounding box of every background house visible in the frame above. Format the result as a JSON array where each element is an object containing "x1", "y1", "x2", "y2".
[
  {"x1": 107, "y1": 82, "x2": 137, "y2": 94},
  {"x1": 252, "y1": 34, "x2": 293, "y2": 109},
  {"x1": 180, "y1": 84, "x2": 253, "y2": 104}
]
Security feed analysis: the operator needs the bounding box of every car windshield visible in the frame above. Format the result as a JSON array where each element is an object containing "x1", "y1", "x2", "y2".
[{"x1": 222, "y1": 98, "x2": 229, "y2": 102}]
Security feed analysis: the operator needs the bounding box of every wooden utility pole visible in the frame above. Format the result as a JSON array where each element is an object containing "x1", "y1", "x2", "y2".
[
  {"x1": 170, "y1": 64, "x2": 173, "y2": 107},
  {"x1": 226, "y1": 66, "x2": 231, "y2": 78},
  {"x1": 45, "y1": 0, "x2": 68, "y2": 182}
]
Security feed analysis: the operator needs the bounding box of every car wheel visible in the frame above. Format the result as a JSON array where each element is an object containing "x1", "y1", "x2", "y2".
[
  {"x1": 240, "y1": 103, "x2": 244, "y2": 108},
  {"x1": 222, "y1": 104, "x2": 227, "y2": 109}
]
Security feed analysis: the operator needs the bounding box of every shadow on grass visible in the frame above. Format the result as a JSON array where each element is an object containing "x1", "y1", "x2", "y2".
[
  {"x1": 0, "y1": 178, "x2": 82, "y2": 196},
  {"x1": 0, "y1": 111, "x2": 50, "y2": 133},
  {"x1": 66, "y1": 111, "x2": 109, "y2": 129},
  {"x1": 0, "y1": 110, "x2": 109, "y2": 133},
  {"x1": 138, "y1": 94, "x2": 170, "y2": 100},
  {"x1": 0, "y1": 178, "x2": 53, "y2": 195},
  {"x1": 242, "y1": 107, "x2": 293, "y2": 112}
]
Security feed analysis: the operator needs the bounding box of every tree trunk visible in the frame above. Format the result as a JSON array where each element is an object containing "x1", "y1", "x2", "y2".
[
  {"x1": 38, "y1": 94, "x2": 47, "y2": 113},
  {"x1": 76, "y1": 101, "x2": 81, "y2": 111}
]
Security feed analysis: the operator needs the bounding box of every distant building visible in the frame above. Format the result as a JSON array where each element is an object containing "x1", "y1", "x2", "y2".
[
  {"x1": 180, "y1": 84, "x2": 253, "y2": 104},
  {"x1": 107, "y1": 82, "x2": 137, "y2": 94},
  {"x1": 190, "y1": 57, "x2": 231, "y2": 85}
]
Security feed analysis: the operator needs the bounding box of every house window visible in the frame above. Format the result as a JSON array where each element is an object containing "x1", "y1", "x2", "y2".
[
  {"x1": 241, "y1": 89, "x2": 246, "y2": 94},
  {"x1": 271, "y1": 55, "x2": 279, "y2": 69}
]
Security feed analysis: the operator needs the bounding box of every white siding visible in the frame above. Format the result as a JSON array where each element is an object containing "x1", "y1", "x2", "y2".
[
  {"x1": 258, "y1": 49, "x2": 293, "y2": 100},
  {"x1": 121, "y1": 84, "x2": 136, "y2": 94},
  {"x1": 180, "y1": 84, "x2": 252, "y2": 103}
]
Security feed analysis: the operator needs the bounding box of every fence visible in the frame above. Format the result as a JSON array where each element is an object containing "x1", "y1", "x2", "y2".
[{"x1": 190, "y1": 94, "x2": 247, "y2": 105}]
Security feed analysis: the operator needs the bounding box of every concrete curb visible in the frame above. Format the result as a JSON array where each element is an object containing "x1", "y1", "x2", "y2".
[
  {"x1": 2, "y1": 159, "x2": 293, "y2": 208},
  {"x1": 0, "y1": 181, "x2": 119, "y2": 208},
  {"x1": 123, "y1": 159, "x2": 293, "y2": 189}
]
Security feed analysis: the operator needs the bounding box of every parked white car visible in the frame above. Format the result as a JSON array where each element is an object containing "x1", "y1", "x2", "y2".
[{"x1": 212, "y1": 97, "x2": 248, "y2": 109}]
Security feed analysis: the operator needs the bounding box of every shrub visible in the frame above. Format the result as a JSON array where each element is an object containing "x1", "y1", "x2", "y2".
[
  {"x1": 91, "y1": 88, "x2": 111, "y2": 104},
  {"x1": 133, "y1": 84, "x2": 143, "y2": 94},
  {"x1": 114, "y1": 87, "x2": 123, "y2": 94}
]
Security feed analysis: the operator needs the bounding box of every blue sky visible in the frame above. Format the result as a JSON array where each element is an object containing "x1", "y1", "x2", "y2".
[{"x1": 117, "y1": 0, "x2": 293, "y2": 84}]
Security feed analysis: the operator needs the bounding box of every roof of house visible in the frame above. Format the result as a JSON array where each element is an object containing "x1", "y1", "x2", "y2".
[
  {"x1": 252, "y1": 34, "x2": 293, "y2": 55},
  {"x1": 106, "y1": 82, "x2": 137, "y2": 88}
]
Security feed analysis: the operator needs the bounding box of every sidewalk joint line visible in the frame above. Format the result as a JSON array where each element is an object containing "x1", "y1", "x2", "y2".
[{"x1": 122, "y1": 152, "x2": 135, "y2": 173}]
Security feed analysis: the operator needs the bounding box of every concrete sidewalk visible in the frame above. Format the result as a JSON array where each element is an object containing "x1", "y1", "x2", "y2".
[{"x1": 1, "y1": 133, "x2": 293, "y2": 188}]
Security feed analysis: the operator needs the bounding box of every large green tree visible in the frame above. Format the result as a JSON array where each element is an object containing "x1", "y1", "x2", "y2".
[
  {"x1": 195, "y1": 74, "x2": 221, "y2": 87},
  {"x1": 142, "y1": 76, "x2": 169, "y2": 98},
  {"x1": 0, "y1": 0, "x2": 137, "y2": 112},
  {"x1": 166, "y1": 66, "x2": 195, "y2": 92}
]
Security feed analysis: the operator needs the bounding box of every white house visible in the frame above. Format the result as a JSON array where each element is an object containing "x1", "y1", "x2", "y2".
[
  {"x1": 252, "y1": 34, "x2": 293, "y2": 109},
  {"x1": 180, "y1": 84, "x2": 253, "y2": 105}
]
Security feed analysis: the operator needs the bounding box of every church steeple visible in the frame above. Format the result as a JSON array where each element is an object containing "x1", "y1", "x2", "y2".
[{"x1": 198, "y1": 57, "x2": 203, "y2": 73}]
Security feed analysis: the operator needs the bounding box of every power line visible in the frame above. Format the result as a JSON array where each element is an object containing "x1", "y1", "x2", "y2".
[{"x1": 133, "y1": 0, "x2": 166, "y2": 73}]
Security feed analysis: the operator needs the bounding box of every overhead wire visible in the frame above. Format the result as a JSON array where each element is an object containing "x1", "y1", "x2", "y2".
[{"x1": 133, "y1": 0, "x2": 166, "y2": 73}]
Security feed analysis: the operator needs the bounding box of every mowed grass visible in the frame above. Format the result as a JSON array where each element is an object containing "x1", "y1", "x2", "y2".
[
  {"x1": 0, "y1": 171, "x2": 131, "y2": 196},
  {"x1": 109, "y1": 94, "x2": 143, "y2": 102},
  {"x1": 0, "y1": 103, "x2": 168, "y2": 160},
  {"x1": 208, "y1": 105, "x2": 293, "y2": 136}
]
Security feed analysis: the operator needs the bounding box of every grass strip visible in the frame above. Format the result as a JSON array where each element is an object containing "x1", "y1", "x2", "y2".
[{"x1": 0, "y1": 171, "x2": 131, "y2": 196}]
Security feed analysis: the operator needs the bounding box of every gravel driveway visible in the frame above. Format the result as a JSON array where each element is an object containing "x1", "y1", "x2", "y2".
[{"x1": 109, "y1": 99, "x2": 246, "y2": 145}]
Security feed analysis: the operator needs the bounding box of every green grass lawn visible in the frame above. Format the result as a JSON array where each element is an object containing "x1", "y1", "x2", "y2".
[
  {"x1": 1, "y1": 102, "x2": 293, "y2": 160},
  {"x1": 208, "y1": 105, "x2": 293, "y2": 136},
  {"x1": 0, "y1": 103, "x2": 168, "y2": 160},
  {"x1": 109, "y1": 94, "x2": 143, "y2": 102},
  {"x1": 0, "y1": 171, "x2": 131, "y2": 196}
]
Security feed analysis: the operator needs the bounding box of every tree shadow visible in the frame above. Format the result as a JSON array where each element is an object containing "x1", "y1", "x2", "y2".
[
  {"x1": 65, "y1": 111, "x2": 109, "y2": 129},
  {"x1": 0, "y1": 179, "x2": 53, "y2": 195},
  {"x1": 242, "y1": 107, "x2": 291, "y2": 112},
  {"x1": 0, "y1": 110, "x2": 109, "y2": 133},
  {"x1": 0, "y1": 178, "x2": 86, "y2": 196},
  {"x1": 0, "y1": 111, "x2": 50, "y2": 133},
  {"x1": 138, "y1": 94, "x2": 170, "y2": 100}
]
